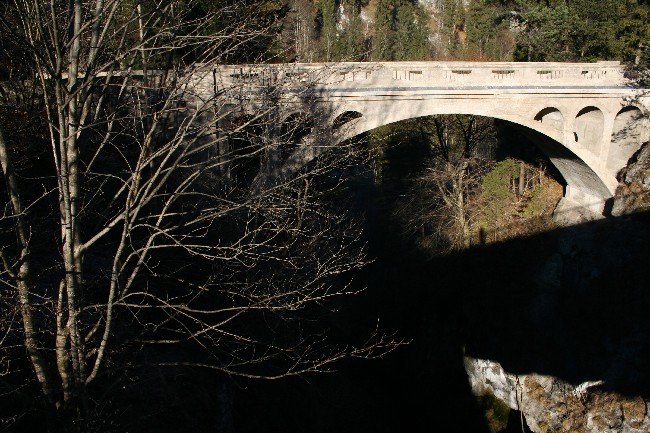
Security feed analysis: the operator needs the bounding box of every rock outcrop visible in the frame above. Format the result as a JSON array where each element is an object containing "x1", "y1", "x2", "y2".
[
  {"x1": 612, "y1": 141, "x2": 650, "y2": 216},
  {"x1": 465, "y1": 357, "x2": 650, "y2": 433}
]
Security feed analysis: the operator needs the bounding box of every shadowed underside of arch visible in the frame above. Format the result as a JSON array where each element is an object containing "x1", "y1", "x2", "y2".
[
  {"x1": 328, "y1": 99, "x2": 621, "y2": 218},
  {"x1": 256, "y1": 95, "x2": 647, "y2": 223}
]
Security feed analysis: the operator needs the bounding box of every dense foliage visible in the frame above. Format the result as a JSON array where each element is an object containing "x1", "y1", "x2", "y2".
[{"x1": 282, "y1": 0, "x2": 650, "y2": 63}]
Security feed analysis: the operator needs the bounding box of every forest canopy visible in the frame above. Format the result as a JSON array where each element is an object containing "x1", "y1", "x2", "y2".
[{"x1": 281, "y1": 0, "x2": 650, "y2": 64}]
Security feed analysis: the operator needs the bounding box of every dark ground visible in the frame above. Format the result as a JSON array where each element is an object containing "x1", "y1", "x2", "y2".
[{"x1": 230, "y1": 205, "x2": 650, "y2": 433}]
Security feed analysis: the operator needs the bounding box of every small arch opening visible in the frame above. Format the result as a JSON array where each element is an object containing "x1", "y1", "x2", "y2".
[
  {"x1": 574, "y1": 106, "x2": 604, "y2": 155},
  {"x1": 333, "y1": 111, "x2": 363, "y2": 131},
  {"x1": 228, "y1": 114, "x2": 264, "y2": 184},
  {"x1": 279, "y1": 112, "x2": 314, "y2": 160},
  {"x1": 534, "y1": 107, "x2": 564, "y2": 132},
  {"x1": 281, "y1": 112, "x2": 314, "y2": 144},
  {"x1": 607, "y1": 106, "x2": 646, "y2": 170}
]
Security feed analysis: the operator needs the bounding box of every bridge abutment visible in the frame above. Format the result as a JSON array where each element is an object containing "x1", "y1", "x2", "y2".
[{"x1": 553, "y1": 188, "x2": 612, "y2": 226}]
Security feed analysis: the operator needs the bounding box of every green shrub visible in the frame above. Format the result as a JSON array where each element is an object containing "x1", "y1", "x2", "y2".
[
  {"x1": 478, "y1": 158, "x2": 518, "y2": 232},
  {"x1": 481, "y1": 159, "x2": 518, "y2": 201}
]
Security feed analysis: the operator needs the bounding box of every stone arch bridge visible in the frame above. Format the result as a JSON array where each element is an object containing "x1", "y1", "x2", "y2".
[{"x1": 195, "y1": 61, "x2": 649, "y2": 220}]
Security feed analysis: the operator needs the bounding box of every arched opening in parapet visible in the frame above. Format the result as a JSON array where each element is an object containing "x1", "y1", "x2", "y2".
[
  {"x1": 228, "y1": 113, "x2": 264, "y2": 184},
  {"x1": 281, "y1": 112, "x2": 314, "y2": 143},
  {"x1": 280, "y1": 112, "x2": 314, "y2": 160},
  {"x1": 607, "y1": 106, "x2": 646, "y2": 171},
  {"x1": 534, "y1": 107, "x2": 564, "y2": 132},
  {"x1": 574, "y1": 107, "x2": 604, "y2": 156},
  {"x1": 333, "y1": 111, "x2": 363, "y2": 131}
]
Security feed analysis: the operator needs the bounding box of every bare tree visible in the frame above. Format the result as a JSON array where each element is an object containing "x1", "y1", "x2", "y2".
[
  {"x1": 0, "y1": 1, "x2": 396, "y2": 430},
  {"x1": 283, "y1": 0, "x2": 318, "y2": 62},
  {"x1": 393, "y1": 115, "x2": 497, "y2": 252}
]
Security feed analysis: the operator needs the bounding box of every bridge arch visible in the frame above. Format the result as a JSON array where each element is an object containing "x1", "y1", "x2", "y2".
[
  {"x1": 279, "y1": 112, "x2": 314, "y2": 161},
  {"x1": 333, "y1": 110, "x2": 364, "y2": 131},
  {"x1": 216, "y1": 61, "x2": 648, "y2": 220},
  {"x1": 573, "y1": 107, "x2": 605, "y2": 156},
  {"x1": 607, "y1": 106, "x2": 647, "y2": 171},
  {"x1": 281, "y1": 111, "x2": 314, "y2": 142},
  {"x1": 328, "y1": 101, "x2": 615, "y2": 219},
  {"x1": 534, "y1": 107, "x2": 564, "y2": 133},
  {"x1": 226, "y1": 113, "x2": 264, "y2": 183},
  {"x1": 331, "y1": 101, "x2": 592, "y2": 159},
  {"x1": 281, "y1": 110, "x2": 313, "y2": 124}
]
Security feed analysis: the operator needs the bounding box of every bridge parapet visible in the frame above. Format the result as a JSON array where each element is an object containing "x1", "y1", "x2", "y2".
[{"x1": 214, "y1": 61, "x2": 627, "y2": 90}]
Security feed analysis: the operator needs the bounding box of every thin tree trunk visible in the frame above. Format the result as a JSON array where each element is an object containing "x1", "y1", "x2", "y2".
[
  {"x1": 0, "y1": 124, "x2": 59, "y2": 419},
  {"x1": 455, "y1": 169, "x2": 469, "y2": 248},
  {"x1": 519, "y1": 162, "x2": 525, "y2": 197},
  {"x1": 60, "y1": 1, "x2": 88, "y2": 424}
]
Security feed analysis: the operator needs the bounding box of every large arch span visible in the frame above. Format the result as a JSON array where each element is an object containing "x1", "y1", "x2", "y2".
[
  {"x1": 326, "y1": 99, "x2": 628, "y2": 218},
  {"x1": 209, "y1": 61, "x2": 650, "y2": 220}
]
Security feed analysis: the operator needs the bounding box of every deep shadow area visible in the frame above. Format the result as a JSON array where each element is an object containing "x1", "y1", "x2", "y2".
[
  {"x1": 232, "y1": 209, "x2": 650, "y2": 432},
  {"x1": 458, "y1": 211, "x2": 650, "y2": 396}
]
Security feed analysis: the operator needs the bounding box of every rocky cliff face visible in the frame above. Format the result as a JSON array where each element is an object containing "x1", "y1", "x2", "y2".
[
  {"x1": 612, "y1": 141, "x2": 650, "y2": 216},
  {"x1": 465, "y1": 357, "x2": 650, "y2": 433}
]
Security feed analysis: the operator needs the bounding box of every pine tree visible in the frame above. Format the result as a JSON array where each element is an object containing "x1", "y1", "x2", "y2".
[
  {"x1": 373, "y1": 0, "x2": 395, "y2": 60},
  {"x1": 411, "y1": 2, "x2": 431, "y2": 60},
  {"x1": 318, "y1": 0, "x2": 338, "y2": 60},
  {"x1": 466, "y1": 0, "x2": 498, "y2": 59},
  {"x1": 619, "y1": 1, "x2": 650, "y2": 66},
  {"x1": 335, "y1": 1, "x2": 366, "y2": 60},
  {"x1": 395, "y1": 2, "x2": 430, "y2": 60},
  {"x1": 566, "y1": 0, "x2": 625, "y2": 61}
]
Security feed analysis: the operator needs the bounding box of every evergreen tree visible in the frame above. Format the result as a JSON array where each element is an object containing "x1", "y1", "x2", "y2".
[
  {"x1": 442, "y1": 0, "x2": 464, "y2": 32},
  {"x1": 318, "y1": 0, "x2": 338, "y2": 60},
  {"x1": 442, "y1": 0, "x2": 466, "y2": 54},
  {"x1": 335, "y1": 1, "x2": 366, "y2": 60},
  {"x1": 617, "y1": 0, "x2": 650, "y2": 66},
  {"x1": 488, "y1": 0, "x2": 629, "y2": 62},
  {"x1": 348, "y1": 4, "x2": 366, "y2": 60},
  {"x1": 497, "y1": 0, "x2": 572, "y2": 61},
  {"x1": 374, "y1": 0, "x2": 429, "y2": 61},
  {"x1": 466, "y1": 0, "x2": 501, "y2": 59},
  {"x1": 395, "y1": 2, "x2": 430, "y2": 60},
  {"x1": 373, "y1": 0, "x2": 395, "y2": 60},
  {"x1": 395, "y1": 3, "x2": 414, "y2": 60},
  {"x1": 568, "y1": 0, "x2": 626, "y2": 61},
  {"x1": 412, "y1": 2, "x2": 431, "y2": 60}
]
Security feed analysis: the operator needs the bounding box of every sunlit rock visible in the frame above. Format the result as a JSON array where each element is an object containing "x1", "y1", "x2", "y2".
[{"x1": 465, "y1": 357, "x2": 650, "y2": 433}]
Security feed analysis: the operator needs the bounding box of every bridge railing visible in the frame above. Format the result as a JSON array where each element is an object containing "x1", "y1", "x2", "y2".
[{"x1": 213, "y1": 61, "x2": 627, "y2": 91}]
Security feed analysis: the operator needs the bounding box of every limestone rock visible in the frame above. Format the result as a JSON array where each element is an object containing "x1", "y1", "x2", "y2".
[
  {"x1": 612, "y1": 142, "x2": 650, "y2": 216},
  {"x1": 465, "y1": 357, "x2": 650, "y2": 433}
]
